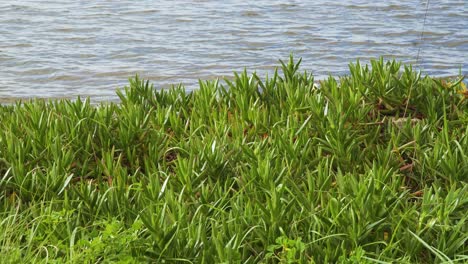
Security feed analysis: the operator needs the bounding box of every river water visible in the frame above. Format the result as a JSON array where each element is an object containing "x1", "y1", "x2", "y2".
[{"x1": 0, "y1": 0, "x2": 466, "y2": 101}]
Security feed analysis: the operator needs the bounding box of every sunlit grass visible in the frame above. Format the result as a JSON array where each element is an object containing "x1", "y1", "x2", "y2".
[{"x1": 0, "y1": 57, "x2": 466, "y2": 263}]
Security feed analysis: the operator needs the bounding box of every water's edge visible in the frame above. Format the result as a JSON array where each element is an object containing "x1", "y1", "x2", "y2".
[{"x1": 1, "y1": 0, "x2": 466, "y2": 101}]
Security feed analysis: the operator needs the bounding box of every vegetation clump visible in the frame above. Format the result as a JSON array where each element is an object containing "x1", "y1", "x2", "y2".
[{"x1": 0, "y1": 57, "x2": 467, "y2": 263}]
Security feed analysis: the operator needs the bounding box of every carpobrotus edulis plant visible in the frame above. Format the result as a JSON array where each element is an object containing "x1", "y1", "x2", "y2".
[{"x1": 0, "y1": 57, "x2": 466, "y2": 263}]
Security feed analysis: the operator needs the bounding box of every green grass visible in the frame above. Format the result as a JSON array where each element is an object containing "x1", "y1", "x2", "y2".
[{"x1": 0, "y1": 57, "x2": 467, "y2": 263}]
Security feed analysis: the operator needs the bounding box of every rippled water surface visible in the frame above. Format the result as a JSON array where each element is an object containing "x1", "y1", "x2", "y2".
[{"x1": 0, "y1": 0, "x2": 466, "y2": 101}]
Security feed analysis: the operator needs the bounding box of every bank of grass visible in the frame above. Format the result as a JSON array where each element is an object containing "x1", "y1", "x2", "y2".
[{"x1": 0, "y1": 57, "x2": 467, "y2": 263}]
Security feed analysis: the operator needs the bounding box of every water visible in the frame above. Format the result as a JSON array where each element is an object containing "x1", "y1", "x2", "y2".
[{"x1": 0, "y1": 0, "x2": 466, "y2": 101}]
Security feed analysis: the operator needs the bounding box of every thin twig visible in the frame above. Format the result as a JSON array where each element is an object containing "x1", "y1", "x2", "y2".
[
  {"x1": 406, "y1": 0, "x2": 430, "y2": 118},
  {"x1": 416, "y1": 0, "x2": 431, "y2": 65}
]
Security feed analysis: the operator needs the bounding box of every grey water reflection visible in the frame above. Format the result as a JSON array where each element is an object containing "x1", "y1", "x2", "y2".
[{"x1": 0, "y1": 0, "x2": 466, "y2": 101}]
